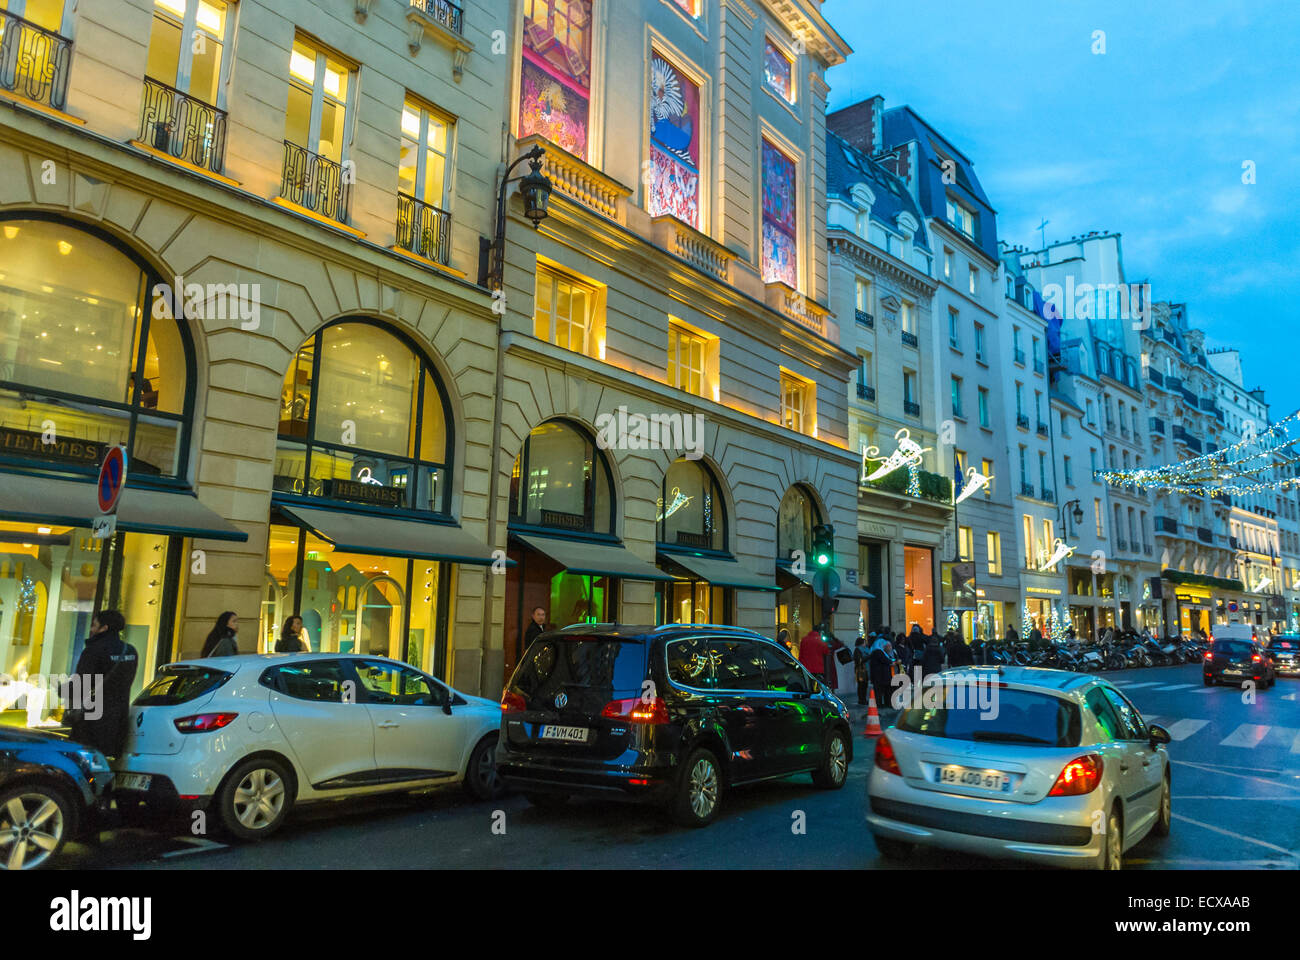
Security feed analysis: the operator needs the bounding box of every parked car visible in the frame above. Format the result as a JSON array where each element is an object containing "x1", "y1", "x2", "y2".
[
  {"x1": 1264, "y1": 635, "x2": 1300, "y2": 677},
  {"x1": 0, "y1": 726, "x2": 113, "y2": 870},
  {"x1": 865, "y1": 666, "x2": 1172, "y2": 870},
  {"x1": 112, "y1": 654, "x2": 504, "y2": 841},
  {"x1": 1203, "y1": 638, "x2": 1276, "y2": 688},
  {"x1": 496, "y1": 624, "x2": 854, "y2": 827}
]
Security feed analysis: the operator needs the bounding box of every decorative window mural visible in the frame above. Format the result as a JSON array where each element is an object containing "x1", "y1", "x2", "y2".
[
  {"x1": 518, "y1": 0, "x2": 592, "y2": 160},
  {"x1": 648, "y1": 53, "x2": 701, "y2": 229},
  {"x1": 763, "y1": 39, "x2": 794, "y2": 102},
  {"x1": 761, "y1": 139, "x2": 798, "y2": 286}
]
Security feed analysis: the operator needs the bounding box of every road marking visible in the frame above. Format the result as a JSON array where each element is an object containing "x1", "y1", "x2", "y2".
[
  {"x1": 1282, "y1": 692, "x2": 1298, "y2": 701},
  {"x1": 1170, "y1": 812, "x2": 1299, "y2": 859},
  {"x1": 1291, "y1": 730, "x2": 1300, "y2": 754},
  {"x1": 1220, "y1": 724, "x2": 1272, "y2": 749},
  {"x1": 1164, "y1": 719, "x2": 1209, "y2": 741},
  {"x1": 1172, "y1": 758, "x2": 1300, "y2": 791},
  {"x1": 1115, "y1": 681, "x2": 1164, "y2": 689},
  {"x1": 1150, "y1": 683, "x2": 1197, "y2": 691},
  {"x1": 159, "y1": 838, "x2": 228, "y2": 859},
  {"x1": 1190, "y1": 687, "x2": 1218, "y2": 694}
]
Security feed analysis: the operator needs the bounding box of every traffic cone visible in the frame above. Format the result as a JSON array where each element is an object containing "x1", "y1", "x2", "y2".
[{"x1": 862, "y1": 688, "x2": 883, "y2": 738}]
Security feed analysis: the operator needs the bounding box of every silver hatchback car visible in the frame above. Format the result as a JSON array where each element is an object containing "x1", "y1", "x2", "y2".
[{"x1": 865, "y1": 666, "x2": 1172, "y2": 870}]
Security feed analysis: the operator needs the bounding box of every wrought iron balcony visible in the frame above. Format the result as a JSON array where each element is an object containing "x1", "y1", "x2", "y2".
[
  {"x1": 901, "y1": 330, "x2": 918, "y2": 347},
  {"x1": 1197, "y1": 527, "x2": 1213, "y2": 544},
  {"x1": 396, "y1": 193, "x2": 452, "y2": 264},
  {"x1": 138, "y1": 78, "x2": 227, "y2": 174},
  {"x1": 856, "y1": 382, "x2": 875, "y2": 401},
  {"x1": 0, "y1": 10, "x2": 72, "y2": 110},
  {"x1": 1040, "y1": 487, "x2": 1055, "y2": 503},
  {"x1": 280, "y1": 141, "x2": 351, "y2": 223},
  {"x1": 1149, "y1": 416, "x2": 1165, "y2": 436},
  {"x1": 1165, "y1": 374, "x2": 1183, "y2": 391},
  {"x1": 1016, "y1": 414, "x2": 1030, "y2": 430},
  {"x1": 1143, "y1": 543, "x2": 1153, "y2": 556},
  {"x1": 409, "y1": 0, "x2": 465, "y2": 35},
  {"x1": 1147, "y1": 368, "x2": 1165, "y2": 386},
  {"x1": 855, "y1": 309, "x2": 873, "y2": 328},
  {"x1": 1020, "y1": 481, "x2": 1035, "y2": 498},
  {"x1": 1155, "y1": 516, "x2": 1179, "y2": 534},
  {"x1": 904, "y1": 400, "x2": 920, "y2": 416},
  {"x1": 1036, "y1": 421, "x2": 1049, "y2": 437},
  {"x1": 1117, "y1": 537, "x2": 1129, "y2": 551}
]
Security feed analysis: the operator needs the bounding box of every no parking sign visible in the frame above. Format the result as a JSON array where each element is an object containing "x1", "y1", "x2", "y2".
[{"x1": 92, "y1": 444, "x2": 128, "y2": 539}]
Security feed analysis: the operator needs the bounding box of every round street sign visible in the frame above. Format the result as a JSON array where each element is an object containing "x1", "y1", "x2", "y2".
[
  {"x1": 97, "y1": 445, "x2": 128, "y2": 514},
  {"x1": 811, "y1": 568, "x2": 840, "y2": 601}
]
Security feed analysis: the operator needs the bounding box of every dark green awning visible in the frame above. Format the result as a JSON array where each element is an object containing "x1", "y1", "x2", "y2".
[
  {"x1": 659, "y1": 552, "x2": 779, "y2": 592},
  {"x1": 279, "y1": 504, "x2": 503, "y2": 566},
  {"x1": 517, "y1": 533, "x2": 675, "y2": 582}
]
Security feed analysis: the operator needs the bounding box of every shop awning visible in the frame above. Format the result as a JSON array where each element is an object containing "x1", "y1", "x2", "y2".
[
  {"x1": 659, "y1": 552, "x2": 780, "y2": 592},
  {"x1": 517, "y1": 534, "x2": 675, "y2": 582},
  {"x1": 279, "y1": 504, "x2": 503, "y2": 566},
  {"x1": 0, "y1": 472, "x2": 247, "y2": 541},
  {"x1": 779, "y1": 564, "x2": 875, "y2": 599}
]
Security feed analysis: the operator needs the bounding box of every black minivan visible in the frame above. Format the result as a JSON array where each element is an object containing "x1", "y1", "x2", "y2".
[
  {"x1": 496, "y1": 623, "x2": 854, "y2": 826},
  {"x1": 1203, "y1": 638, "x2": 1276, "y2": 688}
]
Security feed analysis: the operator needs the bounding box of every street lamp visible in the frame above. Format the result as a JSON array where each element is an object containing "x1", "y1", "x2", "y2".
[
  {"x1": 1059, "y1": 498, "x2": 1084, "y2": 537},
  {"x1": 479, "y1": 144, "x2": 552, "y2": 290}
]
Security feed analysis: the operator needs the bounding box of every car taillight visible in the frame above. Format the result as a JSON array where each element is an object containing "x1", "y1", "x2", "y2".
[
  {"x1": 1203, "y1": 651, "x2": 1213, "y2": 660},
  {"x1": 1252, "y1": 654, "x2": 1262, "y2": 662},
  {"x1": 500, "y1": 692, "x2": 527, "y2": 713},
  {"x1": 1048, "y1": 754, "x2": 1103, "y2": 796},
  {"x1": 601, "y1": 697, "x2": 669, "y2": 724},
  {"x1": 174, "y1": 712, "x2": 238, "y2": 733},
  {"x1": 874, "y1": 735, "x2": 902, "y2": 776}
]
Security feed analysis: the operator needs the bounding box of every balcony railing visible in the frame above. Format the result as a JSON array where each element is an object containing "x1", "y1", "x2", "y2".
[
  {"x1": 396, "y1": 192, "x2": 452, "y2": 264},
  {"x1": 855, "y1": 309, "x2": 873, "y2": 328},
  {"x1": 1117, "y1": 537, "x2": 1129, "y2": 551},
  {"x1": 138, "y1": 78, "x2": 227, "y2": 174},
  {"x1": 1147, "y1": 368, "x2": 1165, "y2": 386},
  {"x1": 1020, "y1": 481, "x2": 1035, "y2": 498},
  {"x1": 1155, "y1": 516, "x2": 1179, "y2": 534},
  {"x1": 856, "y1": 382, "x2": 875, "y2": 401},
  {"x1": 1016, "y1": 414, "x2": 1030, "y2": 430},
  {"x1": 1149, "y1": 416, "x2": 1165, "y2": 436},
  {"x1": 901, "y1": 330, "x2": 918, "y2": 347},
  {"x1": 280, "y1": 141, "x2": 351, "y2": 223},
  {"x1": 904, "y1": 400, "x2": 920, "y2": 416},
  {"x1": 1143, "y1": 543, "x2": 1153, "y2": 556},
  {"x1": 1036, "y1": 421, "x2": 1049, "y2": 437},
  {"x1": 1014, "y1": 348, "x2": 1026, "y2": 366},
  {"x1": 0, "y1": 10, "x2": 72, "y2": 110},
  {"x1": 408, "y1": 0, "x2": 465, "y2": 35},
  {"x1": 1040, "y1": 487, "x2": 1055, "y2": 503},
  {"x1": 1165, "y1": 375, "x2": 1184, "y2": 391},
  {"x1": 1197, "y1": 527, "x2": 1213, "y2": 544}
]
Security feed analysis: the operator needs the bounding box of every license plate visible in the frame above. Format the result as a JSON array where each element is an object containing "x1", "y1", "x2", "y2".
[
  {"x1": 935, "y1": 765, "x2": 1011, "y2": 792},
  {"x1": 540, "y1": 725, "x2": 590, "y2": 743},
  {"x1": 1224, "y1": 668, "x2": 1244, "y2": 676},
  {"x1": 116, "y1": 773, "x2": 152, "y2": 791}
]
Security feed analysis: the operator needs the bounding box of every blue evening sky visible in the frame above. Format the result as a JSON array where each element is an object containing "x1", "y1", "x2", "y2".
[{"x1": 824, "y1": 0, "x2": 1300, "y2": 420}]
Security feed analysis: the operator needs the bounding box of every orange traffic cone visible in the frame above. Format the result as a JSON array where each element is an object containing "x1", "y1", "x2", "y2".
[{"x1": 862, "y1": 688, "x2": 883, "y2": 738}]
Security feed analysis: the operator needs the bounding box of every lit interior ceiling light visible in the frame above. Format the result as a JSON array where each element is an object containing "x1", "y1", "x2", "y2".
[
  {"x1": 2, "y1": 226, "x2": 18, "y2": 240},
  {"x1": 57, "y1": 241, "x2": 73, "y2": 255}
]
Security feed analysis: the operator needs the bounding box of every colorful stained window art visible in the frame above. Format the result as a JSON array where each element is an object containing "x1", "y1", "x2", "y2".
[
  {"x1": 648, "y1": 54, "x2": 701, "y2": 228},
  {"x1": 518, "y1": 0, "x2": 592, "y2": 160},
  {"x1": 762, "y1": 140, "x2": 798, "y2": 286},
  {"x1": 763, "y1": 39, "x2": 794, "y2": 102}
]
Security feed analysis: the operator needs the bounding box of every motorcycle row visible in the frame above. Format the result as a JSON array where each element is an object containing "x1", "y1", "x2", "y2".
[{"x1": 978, "y1": 632, "x2": 1209, "y2": 672}]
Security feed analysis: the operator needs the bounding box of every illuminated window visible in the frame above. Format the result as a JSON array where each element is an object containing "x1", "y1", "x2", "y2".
[
  {"x1": 398, "y1": 97, "x2": 453, "y2": 209},
  {"x1": 671, "y1": 0, "x2": 700, "y2": 18},
  {"x1": 761, "y1": 139, "x2": 798, "y2": 286},
  {"x1": 1023, "y1": 515, "x2": 1036, "y2": 569},
  {"x1": 509, "y1": 420, "x2": 614, "y2": 534},
  {"x1": 660, "y1": 458, "x2": 725, "y2": 551},
  {"x1": 958, "y1": 526, "x2": 973, "y2": 562},
  {"x1": 763, "y1": 38, "x2": 794, "y2": 103},
  {"x1": 855, "y1": 277, "x2": 872, "y2": 313},
  {"x1": 648, "y1": 52, "x2": 702, "y2": 229},
  {"x1": 285, "y1": 36, "x2": 352, "y2": 164},
  {"x1": 982, "y1": 459, "x2": 995, "y2": 497},
  {"x1": 986, "y1": 531, "x2": 1002, "y2": 576},
  {"x1": 900, "y1": 299, "x2": 916, "y2": 334},
  {"x1": 534, "y1": 264, "x2": 603, "y2": 358},
  {"x1": 780, "y1": 370, "x2": 814, "y2": 436},
  {"x1": 668, "y1": 322, "x2": 717, "y2": 399},
  {"x1": 518, "y1": 0, "x2": 593, "y2": 160},
  {"x1": 146, "y1": 0, "x2": 231, "y2": 106}
]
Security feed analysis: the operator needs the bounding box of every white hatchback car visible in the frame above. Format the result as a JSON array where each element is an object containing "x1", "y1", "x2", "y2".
[
  {"x1": 866, "y1": 666, "x2": 1172, "y2": 870},
  {"x1": 112, "y1": 653, "x2": 504, "y2": 840}
]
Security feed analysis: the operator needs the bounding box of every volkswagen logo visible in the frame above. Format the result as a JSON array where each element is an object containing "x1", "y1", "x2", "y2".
[{"x1": 554, "y1": 692, "x2": 568, "y2": 709}]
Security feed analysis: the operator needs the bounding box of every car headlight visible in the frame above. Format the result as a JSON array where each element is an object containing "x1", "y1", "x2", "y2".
[{"x1": 70, "y1": 748, "x2": 111, "y2": 774}]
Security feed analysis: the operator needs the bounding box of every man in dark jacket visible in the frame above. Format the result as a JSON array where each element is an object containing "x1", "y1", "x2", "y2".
[
  {"x1": 64, "y1": 610, "x2": 138, "y2": 758},
  {"x1": 921, "y1": 634, "x2": 944, "y2": 678},
  {"x1": 869, "y1": 641, "x2": 895, "y2": 712}
]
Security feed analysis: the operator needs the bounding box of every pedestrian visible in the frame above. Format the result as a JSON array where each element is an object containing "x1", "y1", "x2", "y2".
[
  {"x1": 776, "y1": 628, "x2": 792, "y2": 653},
  {"x1": 1028, "y1": 625, "x2": 1044, "y2": 649},
  {"x1": 275, "y1": 614, "x2": 307, "y2": 653},
  {"x1": 1005, "y1": 624, "x2": 1020, "y2": 644},
  {"x1": 853, "y1": 636, "x2": 871, "y2": 705},
  {"x1": 797, "y1": 627, "x2": 829, "y2": 681},
  {"x1": 895, "y1": 631, "x2": 912, "y2": 672},
  {"x1": 909, "y1": 624, "x2": 926, "y2": 665},
  {"x1": 870, "y1": 639, "x2": 896, "y2": 713},
  {"x1": 921, "y1": 632, "x2": 944, "y2": 678},
  {"x1": 62, "y1": 610, "x2": 138, "y2": 758},
  {"x1": 946, "y1": 630, "x2": 972, "y2": 667},
  {"x1": 524, "y1": 605, "x2": 548, "y2": 651},
  {"x1": 201, "y1": 611, "x2": 240, "y2": 657}
]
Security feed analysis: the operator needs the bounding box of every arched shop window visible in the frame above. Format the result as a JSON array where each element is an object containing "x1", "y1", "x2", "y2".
[
  {"x1": 777, "y1": 484, "x2": 821, "y2": 562},
  {"x1": 508, "y1": 420, "x2": 614, "y2": 534},
  {"x1": 0, "y1": 216, "x2": 194, "y2": 477},
  {"x1": 658, "y1": 458, "x2": 725, "y2": 552},
  {"x1": 274, "y1": 319, "x2": 453, "y2": 515}
]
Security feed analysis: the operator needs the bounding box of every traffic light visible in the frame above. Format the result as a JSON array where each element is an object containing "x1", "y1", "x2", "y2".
[{"x1": 811, "y1": 524, "x2": 835, "y2": 569}]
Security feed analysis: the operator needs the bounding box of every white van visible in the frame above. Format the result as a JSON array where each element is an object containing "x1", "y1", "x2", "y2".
[{"x1": 1211, "y1": 623, "x2": 1258, "y2": 644}]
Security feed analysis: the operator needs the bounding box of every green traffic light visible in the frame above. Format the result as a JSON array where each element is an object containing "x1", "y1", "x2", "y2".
[{"x1": 816, "y1": 552, "x2": 830, "y2": 567}]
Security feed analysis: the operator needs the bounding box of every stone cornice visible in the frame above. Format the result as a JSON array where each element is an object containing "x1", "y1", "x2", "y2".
[
  {"x1": 760, "y1": 0, "x2": 852, "y2": 67},
  {"x1": 828, "y1": 229, "x2": 938, "y2": 299}
]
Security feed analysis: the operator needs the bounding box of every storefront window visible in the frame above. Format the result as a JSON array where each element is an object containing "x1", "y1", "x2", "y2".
[
  {"x1": 0, "y1": 217, "x2": 191, "y2": 477},
  {"x1": 274, "y1": 320, "x2": 452, "y2": 515},
  {"x1": 508, "y1": 420, "x2": 613, "y2": 534},
  {"x1": 659, "y1": 458, "x2": 724, "y2": 551},
  {"x1": 550, "y1": 571, "x2": 611, "y2": 625},
  {"x1": 777, "y1": 484, "x2": 818, "y2": 562},
  {"x1": 903, "y1": 545, "x2": 934, "y2": 633}
]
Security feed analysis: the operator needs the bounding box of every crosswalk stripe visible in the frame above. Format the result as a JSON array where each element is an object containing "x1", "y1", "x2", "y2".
[
  {"x1": 1263, "y1": 726, "x2": 1300, "y2": 749},
  {"x1": 1116, "y1": 681, "x2": 1164, "y2": 689},
  {"x1": 1292, "y1": 732, "x2": 1300, "y2": 754},
  {"x1": 1282, "y1": 693, "x2": 1298, "y2": 701},
  {"x1": 1165, "y1": 719, "x2": 1209, "y2": 741},
  {"x1": 1151, "y1": 683, "x2": 1197, "y2": 691},
  {"x1": 1191, "y1": 688, "x2": 1218, "y2": 694},
  {"x1": 1220, "y1": 724, "x2": 1271, "y2": 749}
]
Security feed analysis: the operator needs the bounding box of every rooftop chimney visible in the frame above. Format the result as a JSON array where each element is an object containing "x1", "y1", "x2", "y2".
[{"x1": 828, "y1": 95, "x2": 883, "y2": 157}]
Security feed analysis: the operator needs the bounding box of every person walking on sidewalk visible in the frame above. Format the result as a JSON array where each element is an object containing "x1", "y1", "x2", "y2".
[
  {"x1": 798, "y1": 628, "x2": 829, "y2": 684},
  {"x1": 921, "y1": 632, "x2": 944, "y2": 678},
  {"x1": 853, "y1": 635, "x2": 871, "y2": 705},
  {"x1": 201, "y1": 611, "x2": 240, "y2": 657},
  {"x1": 870, "y1": 640, "x2": 896, "y2": 714}
]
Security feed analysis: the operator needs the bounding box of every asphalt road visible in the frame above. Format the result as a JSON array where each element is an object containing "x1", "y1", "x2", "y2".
[{"x1": 54, "y1": 663, "x2": 1300, "y2": 870}]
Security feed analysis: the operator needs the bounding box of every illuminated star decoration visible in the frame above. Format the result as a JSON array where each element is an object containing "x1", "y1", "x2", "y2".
[
  {"x1": 862, "y1": 428, "x2": 932, "y2": 483},
  {"x1": 954, "y1": 466, "x2": 992, "y2": 505}
]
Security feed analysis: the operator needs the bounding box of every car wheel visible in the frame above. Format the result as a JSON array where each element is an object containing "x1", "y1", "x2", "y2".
[
  {"x1": 462, "y1": 733, "x2": 503, "y2": 801},
  {"x1": 1203, "y1": 674, "x2": 1214, "y2": 686},
  {"x1": 1094, "y1": 806, "x2": 1123, "y2": 870},
  {"x1": 1153, "y1": 773, "x2": 1171, "y2": 837},
  {"x1": 811, "y1": 729, "x2": 849, "y2": 789},
  {"x1": 671, "y1": 747, "x2": 723, "y2": 828},
  {"x1": 216, "y1": 757, "x2": 293, "y2": 841},
  {"x1": 0, "y1": 784, "x2": 72, "y2": 870},
  {"x1": 524, "y1": 792, "x2": 569, "y2": 809},
  {"x1": 873, "y1": 834, "x2": 914, "y2": 862}
]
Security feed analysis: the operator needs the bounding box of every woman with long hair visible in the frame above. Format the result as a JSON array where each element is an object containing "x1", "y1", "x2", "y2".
[
  {"x1": 275, "y1": 614, "x2": 307, "y2": 653},
  {"x1": 201, "y1": 611, "x2": 239, "y2": 657}
]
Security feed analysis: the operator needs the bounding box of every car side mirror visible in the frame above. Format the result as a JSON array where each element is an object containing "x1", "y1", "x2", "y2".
[
  {"x1": 1148, "y1": 723, "x2": 1171, "y2": 746},
  {"x1": 441, "y1": 701, "x2": 452, "y2": 715}
]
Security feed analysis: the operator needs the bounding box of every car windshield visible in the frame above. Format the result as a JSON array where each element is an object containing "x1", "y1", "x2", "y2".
[
  {"x1": 1267, "y1": 637, "x2": 1299, "y2": 651},
  {"x1": 508, "y1": 636, "x2": 647, "y2": 712},
  {"x1": 1214, "y1": 640, "x2": 1255, "y2": 657},
  {"x1": 896, "y1": 687, "x2": 1081, "y2": 747},
  {"x1": 134, "y1": 666, "x2": 232, "y2": 706}
]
